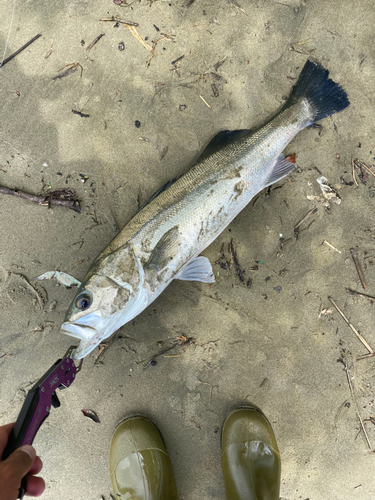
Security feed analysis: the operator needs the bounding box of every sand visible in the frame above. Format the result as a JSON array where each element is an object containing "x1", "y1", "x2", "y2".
[{"x1": 1, "y1": 0, "x2": 375, "y2": 499}]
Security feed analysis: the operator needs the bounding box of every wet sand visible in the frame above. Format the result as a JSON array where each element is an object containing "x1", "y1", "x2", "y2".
[{"x1": 1, "y1": 1, "x2": 375, "y2": 499}]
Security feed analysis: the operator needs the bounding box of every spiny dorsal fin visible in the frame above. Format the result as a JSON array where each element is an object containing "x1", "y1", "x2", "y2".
[
  {"x1": 137, "y1": 178, "x2": 178, "y2": 214},
  {"x1": 197, "y1": 129, "x2": 252, "y2": 162}
]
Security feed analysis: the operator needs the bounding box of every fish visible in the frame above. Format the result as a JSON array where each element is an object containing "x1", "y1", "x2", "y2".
[{"x1": 61, "y1": 60, "x2": 349, "y2": 359}]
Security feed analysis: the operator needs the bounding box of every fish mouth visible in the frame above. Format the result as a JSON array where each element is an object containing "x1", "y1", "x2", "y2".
[
  {"x1": 61, "y1": 322, "x2": 97, "y2": 341},
  {"x1": 61, "y1": 321, "x2": 109, "y2": 360}
]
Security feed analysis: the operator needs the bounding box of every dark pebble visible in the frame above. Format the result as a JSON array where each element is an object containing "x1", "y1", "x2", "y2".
[
  {"x1": 118, "y1": 42, "x2": 125, "y2": 51},
  {"x1": 179, "y1": 104, "x2": 187, "y2": 111},
  {"x1": 150, "y1": 360, "x2": 157, "y2": 366},
  {"x1": 265, "y1": 276, "x2": 271, "y2": 282},
  {"x1": 57, "y1": 172, "x2": 62, "y2": 176},
  {"x1": 273, "y1": 286, "x2": 282, "y2": 293},
  {"x1": 135, "y1": 120, "x2": 141, "y2": 128}
]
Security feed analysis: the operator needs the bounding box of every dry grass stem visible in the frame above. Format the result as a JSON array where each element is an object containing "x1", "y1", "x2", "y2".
[
  {"x1": 194, "y1": 88, "x2": 211, "y2": 108},
  {"x1": 356, "y1": 352, "x2": 375, "y2": 361},
  {"x1": 328, "y1": 297, "x2": 374, "y2": 353},
  {"x1": 347, "y1": 289, "x2": 375, "y2": 301},
  {"x1": 323, "y1": 240, "x2": 341, "y2": 254},
  {"x1": 350, "y1": 248, "x2": 367, "y2": 289},
  {"x1": 352, "y1": 158, "x2": 359, "y2": 187},
  {"x1": 126, "y1": 25, "x2": 152, "y2": 52},
  {"x1": 343, "y1": 360, "x2": 374, "y2": 452}
]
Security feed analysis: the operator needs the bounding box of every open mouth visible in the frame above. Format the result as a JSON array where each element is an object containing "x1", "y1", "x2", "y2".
[{"x1": 61, "y1": 322, "x2": 96, "y2": 340}]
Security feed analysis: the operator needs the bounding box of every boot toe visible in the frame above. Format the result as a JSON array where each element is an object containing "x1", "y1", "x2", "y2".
[
  {"x1": 221, "y1": 407, "x2": 281, "y2": 500},
  {"x1": 109, "y1": 416, "x2": 178, "y2": 500}
]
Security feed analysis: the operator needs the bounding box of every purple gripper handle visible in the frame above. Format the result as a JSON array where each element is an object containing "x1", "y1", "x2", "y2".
[{"x1": 2, "y1": 346, "x2": 81, "y2": 461}]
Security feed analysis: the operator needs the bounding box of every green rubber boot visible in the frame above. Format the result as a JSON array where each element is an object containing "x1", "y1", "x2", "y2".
[
  {"x1": 109, "y1": 416, "x2": 179, "y2": 500},
  {"x1": 221, "y1": 406, "x2": 281, "y2": 500}
]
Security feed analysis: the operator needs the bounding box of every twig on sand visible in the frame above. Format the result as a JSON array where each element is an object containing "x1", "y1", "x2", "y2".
[
  {"x1": 53, "y1": 62, "x2": 83, "y2": 80},
  {"x1": 86, "y1": 33, "x2": 105, "y2": 51},
  {"x1": 350, "y1": 248, "x2": 367, "y2": 289},
  {"x1": 352, "y1": 158, "x2": 359, "y2": 187},
  {"x1": 45, "y1": 39, "x2": 54, "y2": 59},
  {"x1": 323, "y1": 240, "x2": 341, "y2": 254},
  {"x1": 0, "y1": 34, "x2": 41, "y2": 68},
  {"x1": 126, "y1": 25, "x2": 152, "y2": 52},
  {"x1": 100, "y1": 16, "x2": 138, "y2": 27},
  {"x1": 294, "y1": 207, "x2": 318, "y2": 239},
  {"x1": 356, "y1": 352, "x2": 375, "y2": 361},
  {"x1": 146, "y1": 34, "x2": 171, "y2": 69},
  {"x1": 347, "y1": 289, "x2": 375, "y2": 302},
  {"x1": 354, "y1": 159, "x2": 375, "y2": 180},
  {"x1": 229, "y1": 239, "x2": 245, "y2": 283},
  {"x1": 341, "y1": 358, "x2": 374, "y2": 452},
  {"x1": 143, "y1": 336, "x2": 193, "y2": 369},
  {"x1": 194, "y1": 88, "x2": 211, "y2": 108},
  {"x1": 0, "y1": 185, "x2": 81, "y2": 213},
  {"x1": 328, "y1": 297, "x2": 374, "y2": 353}
]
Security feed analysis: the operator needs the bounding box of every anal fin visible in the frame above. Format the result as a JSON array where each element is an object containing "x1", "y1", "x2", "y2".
[{"x1": 175, "y1": 256, "x2": 215, "y2": 283}]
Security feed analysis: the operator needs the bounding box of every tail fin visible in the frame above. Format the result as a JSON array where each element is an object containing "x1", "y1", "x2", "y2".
[{"x1": 288, "y1": 60, "x2": 349, "y2": 124}]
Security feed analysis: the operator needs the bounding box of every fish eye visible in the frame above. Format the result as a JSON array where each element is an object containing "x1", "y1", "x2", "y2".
[{"x1": 76, "y1": 292, "x2": 92, "y2": 310}]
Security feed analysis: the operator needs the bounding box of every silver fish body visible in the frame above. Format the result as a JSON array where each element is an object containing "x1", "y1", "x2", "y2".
[{"x1": 61, "y1": 60, "x2": 349, "y2": 358}]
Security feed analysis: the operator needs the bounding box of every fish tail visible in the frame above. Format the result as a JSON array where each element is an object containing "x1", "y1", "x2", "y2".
[{"x1": 288, "y1": 60, "x2": 350, "y2": 124}]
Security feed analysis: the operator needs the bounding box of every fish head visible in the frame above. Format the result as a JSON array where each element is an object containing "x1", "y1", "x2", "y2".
[{"x1": 61, "y1": 244, "x2": 147, "y2": 359}]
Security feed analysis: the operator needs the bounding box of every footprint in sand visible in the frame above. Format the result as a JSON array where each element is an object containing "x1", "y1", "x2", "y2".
[{"x1": 6, "y1": 272, "x2": 44, "y2": 310}]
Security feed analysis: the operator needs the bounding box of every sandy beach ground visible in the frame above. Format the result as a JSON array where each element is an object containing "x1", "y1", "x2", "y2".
[{"x1": 1, "y1": 1, "x2": 375, "y2": 499}]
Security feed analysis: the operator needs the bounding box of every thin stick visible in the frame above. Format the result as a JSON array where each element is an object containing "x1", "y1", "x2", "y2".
[
  {"x1": 343, "y1": 360, "x2": 374, "y2": 452},
  {"x1": 352, "y1": 158, "x2": 359, "y2": 187},
  {"x1": 194, "y1": 88, "x2": 211, "y2": 108},
  {"x1": 356, "y1": 352, "x2": 375, "y2": 361},
  {"x1": 45, "y1": 39, "x2": 54, "y2": 59},
  {"x1": 86, "y1": 33, "x2": 105, "y2": 51},
  {"x1": 126, "y1": 25, "x2": 152, "y2": 52},
  {"x1": 100, "y1": 17, "x2": 138, "y2": 26},
  {"x1": 294, "y1": 207, "x2": 318, "y2": 231},
  {"x1": 346, "y1": 289, "x2": 375, "y2": 301},
  {"x1": 354, "y1": 160, "x2": 375, "y2": 179},
  {"x1": 350, "y1": 248, "x2": 367, "y2": 289},
  {"x1": 328, "y1": 297, "x2": 374, "y2": 353},
  {"x1": 146, "y1": 35, "x2": 169, "y2": 69},
  {"x1": 323, "y1": 240, "x2": 341, "y2": 254},
  {"x1": 0, "y1": 185, "x2": 81, "y2": 213},
  {"x1": 0, "y1": 34, "x2": 41, "y2": 68}
]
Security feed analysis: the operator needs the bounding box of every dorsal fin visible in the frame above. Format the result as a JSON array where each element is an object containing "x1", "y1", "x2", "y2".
[
  {"x1": 197, "y1": 129, "x2": 252, "y2": 162},
  {"x1": 137, "y1": 129, "x2": 252, "y2": 213},
  {"x1": 137, "y1": 178, "x2": 178, "y2": 213}
]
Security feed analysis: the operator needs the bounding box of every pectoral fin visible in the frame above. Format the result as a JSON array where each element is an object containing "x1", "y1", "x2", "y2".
[
  {"x1": 32, "y1": 271, "x2": 81, "y2": 287},
  {"x1": 264, "y1": 154, "x2": 296, "y2": 187},
  {"x1": 145, "y1": 226, "x2": 181, "y2": 272},
  {"x1": 175, "y1": 256, "x2": 215, "y2": 283}
]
